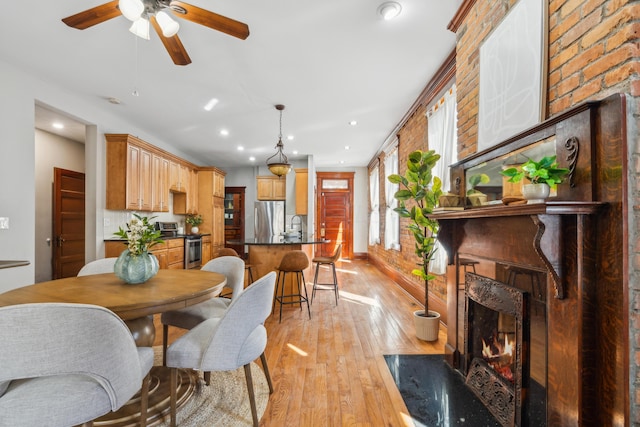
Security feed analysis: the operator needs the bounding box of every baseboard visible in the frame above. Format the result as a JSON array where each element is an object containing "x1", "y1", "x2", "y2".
[
  {"x1": 368, "y1": 253, "x2": 448, "y2": 326},
  {"x1": 352, "y1": 252, "x2": 368, "y2": 260}
]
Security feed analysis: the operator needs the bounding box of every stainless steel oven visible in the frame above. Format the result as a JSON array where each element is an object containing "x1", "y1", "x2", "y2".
[{"x1": 184, "y1": 235, "x2": 202, "y2": 269}]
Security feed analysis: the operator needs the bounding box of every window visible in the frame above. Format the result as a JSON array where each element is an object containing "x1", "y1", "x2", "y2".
[
  {"x1": 384, "y1": 144, "x2": 399, "y2": 251},
  {"x1": 427, "y1": 84, "x2": 458, "y2": 274},
  {"x1": 368, "y1": 166, "x2": 380, "y2": 245}
]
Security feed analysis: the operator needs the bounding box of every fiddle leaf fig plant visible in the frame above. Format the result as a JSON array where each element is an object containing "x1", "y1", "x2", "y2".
[
  {"x1": 500, "y1": 155, "x2": 569, "y2": 189},
  {"x1": 388, "y1": 149, "x2": 442, "y2": 317}
]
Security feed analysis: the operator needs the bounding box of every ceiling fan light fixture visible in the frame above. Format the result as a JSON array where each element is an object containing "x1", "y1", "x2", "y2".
[
  {"x1": 119, "y1": 0, "x2": 144, "y2": 21},
  {"x1": 156, "y1": 11, "x2": 180, "y2": 37},
  {"x1": 266, "y1": 104, "x2": 292, "y2": 178},
  {"x1": 129, "y1": 17, "x2": 150, "y2": 40},
  {"x1": 377, "y1": 1, "x2": 402, "y2": 20}
]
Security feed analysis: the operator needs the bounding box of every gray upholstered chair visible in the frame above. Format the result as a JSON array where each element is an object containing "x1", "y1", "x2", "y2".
[
  {"x1": 0, "y1": 303, "x2": 153, "y2": 427},
  {"x1": 77, "y1": 257, "x2": 117, "y2": 276},
  {"x1": 166, "y1": 271, "x2": 277, "y2": 427},
  {"x1": 161, "y1": 256, "x2": 245, "y2": 364}
]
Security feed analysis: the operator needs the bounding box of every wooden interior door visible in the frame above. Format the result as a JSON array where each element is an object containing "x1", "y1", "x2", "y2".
[
  {"x1": 52, "y1": 168, "x2": 86, "y2": 279},
  {"x1": 316, "y1": 172, "x2": 353, "y2": 259}
]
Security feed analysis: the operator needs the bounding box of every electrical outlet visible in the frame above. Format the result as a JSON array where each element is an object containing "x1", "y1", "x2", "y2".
[
  {"x1": 0, "y1": 217, "x2": 8, "y2": 229},
  {"x1": 104, "y1": 218, "x2": 111, "y2": 227}
]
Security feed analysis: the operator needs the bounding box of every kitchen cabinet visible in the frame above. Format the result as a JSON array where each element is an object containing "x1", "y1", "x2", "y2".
[
  {"x1": 224, "y1": 187, "x2": 245, "y2": 256},
  {"x1": 169, "y1": 160, "x2": 189, "y2": 193},
  {"x1": 257, "y1": 175, "x2": 286, "y2": 200},
  {"x1": 173, "y1": 167, "x2": 198, "y2": 215},
  {"x1": 105, "y1": 239, "x2": 177, "y2": 270},
  {"x1": 152, "y1": 153, "x2": 170, "y2": 212},
  {"x1": 167, "y1": 238, "x2": 184, "y2": 269},
  {"x1": 295, "y1": 168, "x2": 308, "y2": 215},
  {"x1": 106, "y1": 134, "x2": 154, "y2": 211},
  {"x1": 201, "y1": 235, "x2": 212, "y2": 265},
  {"x1": 197, "y1": 168, "x2": 226, "y2": 257}
]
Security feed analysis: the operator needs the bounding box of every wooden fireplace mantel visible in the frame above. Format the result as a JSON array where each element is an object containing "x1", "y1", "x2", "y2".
[
  {"x1": 434, "y1": 201, "x2": 605, "y2": 300},
  {"x1": 440, "y1": 94, "x2": 627, "y2": 426}
]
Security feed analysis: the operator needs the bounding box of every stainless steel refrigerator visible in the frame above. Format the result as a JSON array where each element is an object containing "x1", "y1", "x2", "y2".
[{"x1": 254, "y1": 201, "x2": 285, "y2": 239}]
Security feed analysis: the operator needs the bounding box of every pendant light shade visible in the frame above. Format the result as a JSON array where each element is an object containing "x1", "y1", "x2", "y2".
[
  {"x1": 266, "y1": 104, "x2": 292, "y2": 177},
  {"x1": 119, "y1": 0, "x2": 144, "y2": 21}
]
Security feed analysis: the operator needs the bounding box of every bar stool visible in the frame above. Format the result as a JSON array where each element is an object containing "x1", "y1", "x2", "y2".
[
  {"x1": 273, "y1": 250, "x2": 311, "y2": 323},
  {"x1": 218, "y1": 247, "x2": 255, "y2": 287},
  {"x1": 311, "y1": 244, "x2": 342, "y2": 305}
]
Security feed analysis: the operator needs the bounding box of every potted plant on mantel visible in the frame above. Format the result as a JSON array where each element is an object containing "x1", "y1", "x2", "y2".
[
  {"x1": 388, "y1": 149, "x2": 443, "y2": 341},
  {"x1": 466, "y1": 172, "x2": 490, "y2": 206},
  {"x1": 500, "y1": 155, "x2": 569, "y2": 204}
]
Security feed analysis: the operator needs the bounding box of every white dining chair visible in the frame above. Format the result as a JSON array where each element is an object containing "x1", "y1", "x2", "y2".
[
  {"x1": 161, "y1": 256, "x2": 245, "y2": 365},
  {"x1": 0, "y1": 302, "x2": 153, "y2": 427},
  {"x1": 77, "y1": 257, "x2": 117, "y2": 276},
  {"x1": 166, "y1": 271, "x2": 276, "y2": 427}
]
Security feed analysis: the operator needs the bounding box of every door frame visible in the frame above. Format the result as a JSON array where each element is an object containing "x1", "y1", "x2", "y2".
[{"x1": 315, "y1": 172, "x2": 354, "y2": 259}]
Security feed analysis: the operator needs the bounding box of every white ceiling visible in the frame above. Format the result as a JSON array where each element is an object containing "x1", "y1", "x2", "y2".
[{"x1": 6, "y1": 1, "x2": 461, "y2": 168}]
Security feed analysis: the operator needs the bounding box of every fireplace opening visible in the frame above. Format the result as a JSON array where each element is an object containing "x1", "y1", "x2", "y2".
[{"x1": 463, "y1": 269, "x2": 549, "y2": 427}]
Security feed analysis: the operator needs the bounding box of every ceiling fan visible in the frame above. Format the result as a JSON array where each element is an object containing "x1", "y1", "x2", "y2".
[{"x1": 62, "y1": 0, "x2": 250, "y2": 66}]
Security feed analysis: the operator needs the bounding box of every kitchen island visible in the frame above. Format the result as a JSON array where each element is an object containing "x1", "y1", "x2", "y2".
[{"x1": 227, "y1": 235, "x2": 329, "y2": 295}]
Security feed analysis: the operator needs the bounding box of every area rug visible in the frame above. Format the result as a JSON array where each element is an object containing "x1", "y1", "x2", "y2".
[
  {"x1": 153, "y1": 347, "x2": 269, "y2": 427},
  {"x1": 384, "y1": 354, "x2": 500, "y2": 427}
]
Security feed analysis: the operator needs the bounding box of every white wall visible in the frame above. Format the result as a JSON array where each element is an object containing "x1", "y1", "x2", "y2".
[
  {"x1": 34, "y1": 130, "x2": 85, "y2": 282},
  {"x1": 0, "y1": 59, "x2": 214, "y2": 293}
]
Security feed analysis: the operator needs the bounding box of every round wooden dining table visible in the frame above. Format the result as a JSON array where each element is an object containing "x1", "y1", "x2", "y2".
[
  {"x1": 0, "y1": 268, "x2": 227, "y2": 426},
  {"x1": 0, "y1": 269, "x2": 227, "y2": 346}
]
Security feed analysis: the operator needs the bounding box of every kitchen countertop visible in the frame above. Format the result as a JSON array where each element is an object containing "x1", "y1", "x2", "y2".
[
  {"x1": 104, "y1": 233, "x2": 210, "y2": 242},
  {"x1": 227, "y1": 234, "x2": 329, "y2": 246},
  {"x1": 0, "y1": 260, "x2": 30, "y2": 269}
]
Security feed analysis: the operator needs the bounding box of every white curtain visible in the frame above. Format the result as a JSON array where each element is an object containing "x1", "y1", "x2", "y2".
[
  {"x1": 384, "y1": 146, "x2": 399, "y2": 250},
  {"x1": 368, "y1": 166, "x2": 380, "y2": 245},
  {"x1": 427, "y1": 84, "x2": 458, "y2": 274}
]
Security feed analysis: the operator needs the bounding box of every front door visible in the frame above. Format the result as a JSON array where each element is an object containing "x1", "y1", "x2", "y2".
[
  {"x1": 52, "y1": 168, "x2": 86, "y2": 279},
  {"x1": 316, "y1": 172, "x2": 354, "y2": 259}
]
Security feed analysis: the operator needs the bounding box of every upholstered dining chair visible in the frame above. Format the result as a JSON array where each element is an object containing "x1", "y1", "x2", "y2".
[
  {"x1": 161, "y1": 256, "x2": 245, "y2": 365},
  {"x1": 166, "y1": 271, "x2": 277, "y2": 427},
  {"x1": 77, "y1": 257, "x2": 117, "y2": 276},
  {"x1": 218, "y1": 247, "x2": 255, "y2": 285},
  {"x1": 0, "y1": 302, "x2": 153, "y2": 427}
]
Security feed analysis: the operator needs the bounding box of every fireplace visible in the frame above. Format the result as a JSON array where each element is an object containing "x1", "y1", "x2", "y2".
[{"x1": 464, "y1": 272, "x2": 529, "y2": 427}]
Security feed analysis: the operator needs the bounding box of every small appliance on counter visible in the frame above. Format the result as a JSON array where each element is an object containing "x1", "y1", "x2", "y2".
[{"x1": 154, "y1": 222, "x2": 202, "y2": 269}]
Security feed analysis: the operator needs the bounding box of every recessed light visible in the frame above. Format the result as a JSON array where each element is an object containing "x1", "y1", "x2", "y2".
[
  {"x1": 204, "y1": 98, "x2": 219, "y2": 111},
  {"x1": 249, "y1": 156, "x2": 256, "y2": 161},
  {"x1": 345, "y1": 145, "x2": 350, "y2": 150},
  {"x1": 378, "y1": 2, "x2": 402, "y2": 20},
  {"x1": 340, "y1": 160, "x2": 345, "y2": 164},
  {"x1": 292, "y1": 150, "x2": 299, "y2": 155},
  {"x1": 237, "y1": 146, "x2": 244, "y2": 151},
  {"x1": 220, "y1": 129, "x2": 229, "y2": 136},
  {"x1": 53, "y1": 122, "x2": 64, "y2": 129},
  {"x1": 349, "y1": 120, "x2": 357, "y2": 126},
  {"x1": 287, "y1": 135, "x2": 294, "y2": 141}
]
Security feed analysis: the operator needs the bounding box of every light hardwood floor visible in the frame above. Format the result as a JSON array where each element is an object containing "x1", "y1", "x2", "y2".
[{"x1": 158, "y1": 259, "x2": 446, "y2": 426}]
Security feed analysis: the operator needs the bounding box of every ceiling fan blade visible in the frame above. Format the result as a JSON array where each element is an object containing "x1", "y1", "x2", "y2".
[
  {"x1": 170, "y1": 1, "x2": 250, "y2": 40},
  {"x1": 61, "y1": 0, "x2": 122, "y2": 30},
  {"x1": 150, "y1": 16, "x2": 192, "y2": 66}
]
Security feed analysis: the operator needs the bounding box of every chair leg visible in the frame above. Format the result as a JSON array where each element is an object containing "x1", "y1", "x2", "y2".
[
  {"x1": 204, "y1": 371, "x2": 211, "y2": 385},
  {"x1": 278, "y1": 271, "x2": 286, "y2": 323},
  {"x1": 170, "y1": 367, "x2": 178, "y2": 427},
  {"x1": 260, "y1": 352, "x2": 274, "y2": 394},
  {"x1": 300, "y1": 270, "x2": 311, "y2": 319},
  {"x1": 244, "y1": 364, "x2": 260, "y2": 427},
  {"x1": 312, "y1": 262, "x2": 320, "y2": 304},
  {"x1": 139, "y1": 373, "x2": 150, "y2": 427},
  {"x1": 162, "y1": 324, "x2": 169, "y2": 366},
  {"x1": 331, "y1": 262, "x2": 339, "y2": 305}
]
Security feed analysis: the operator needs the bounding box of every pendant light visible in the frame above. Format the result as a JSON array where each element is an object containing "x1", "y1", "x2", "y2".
[{"x1": 266, "y1": 104, "x2": 292, "y2": 177}]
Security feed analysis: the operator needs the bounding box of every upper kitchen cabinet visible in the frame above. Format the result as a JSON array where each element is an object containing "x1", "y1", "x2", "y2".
[
  {"x1": 294, "y1": 168, "x2": 308, "y2": 215},
  {"x1": 106, "y1": 134, "x2": 153, "y2": 211},
  {"x1": 257, "y1": 175, "x2": 286, "y2": 200},
  {"x1": 106, "y1": 133, "x2": 199, "y2": 213}
]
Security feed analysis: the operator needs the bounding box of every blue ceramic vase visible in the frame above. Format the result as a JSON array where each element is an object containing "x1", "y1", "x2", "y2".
[{"x1": 114, "y1": 250, "x2": 159, "y2": 284}]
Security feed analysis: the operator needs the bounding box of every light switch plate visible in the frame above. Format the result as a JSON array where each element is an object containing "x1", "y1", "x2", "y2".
[{"x1": 0, "y1": 217, "x2": 8, "y2": 229}]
